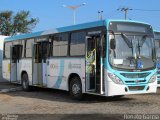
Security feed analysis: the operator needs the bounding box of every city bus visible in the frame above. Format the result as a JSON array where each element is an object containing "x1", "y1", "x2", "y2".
[
  {"x1": 154, "y1": 30, "x2": 160, "y2": 86},
  {"x1": 2, "y1": 20, "x2": 157, "y2": 100}
]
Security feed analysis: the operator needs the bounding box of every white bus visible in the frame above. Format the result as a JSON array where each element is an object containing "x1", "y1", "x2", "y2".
[
  {"x1": 0, "y1": 35, "x2": 8, "y2": 80},
  {"x1": 2, "y1": 20, "x2": 157, "y2": 99}
]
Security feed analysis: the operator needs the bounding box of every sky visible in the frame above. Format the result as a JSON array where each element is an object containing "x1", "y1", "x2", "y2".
[{"x1": 0, "y1": 0, "x2": 160, "y2": 32}]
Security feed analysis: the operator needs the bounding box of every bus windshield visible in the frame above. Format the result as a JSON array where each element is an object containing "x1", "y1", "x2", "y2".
[{"x1": 109, "y1": 33, "x2": 155, "y2": 71}]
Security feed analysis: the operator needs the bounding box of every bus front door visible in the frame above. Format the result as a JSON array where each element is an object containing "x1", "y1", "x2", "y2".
[
  {"x1": 86, "y1": 35, "x2": 104, "y2": 94},
  {"x1": 10, "y1": 45, "x2": 22, "y2": 83},
  {"x1": 32, "y1": 41, "x2": 50, "y2": 86}
]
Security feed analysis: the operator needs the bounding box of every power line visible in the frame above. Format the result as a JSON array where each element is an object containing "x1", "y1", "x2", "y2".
[
  {"x1": 117, "y1": 7, "x2": 160, "y2": 20},
  {"x1": 108, "y1": 10, "x2": 121, "y2": 18},
  {"x1": 132, "y1": 9, "x2": 160, "y2": 12}
]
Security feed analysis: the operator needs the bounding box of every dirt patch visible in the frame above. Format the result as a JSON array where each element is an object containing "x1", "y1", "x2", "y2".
[{"x1": 0, "y1": 83, "x2": 159, "y2": 115}]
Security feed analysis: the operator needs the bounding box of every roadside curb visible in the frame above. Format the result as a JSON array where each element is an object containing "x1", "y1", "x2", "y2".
[{"x1": 0, "y1": 87, "x2": 22, "y2": 93}]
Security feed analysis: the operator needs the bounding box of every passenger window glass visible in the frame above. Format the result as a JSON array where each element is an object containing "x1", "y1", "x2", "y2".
[
  {"x1": 37, "y1": 37, "x2": 48, "y2": 42},
  {"x1": 4, "y1": 42, "x2": 12, "y2": 59},
  {"x1": 70, "y1": 32, "x2": 86, "y2": 56},
  {"x1": 53, "y1": 33, "x2": 68, "y2": 57},
  {"x1": 26, "y1": 39, "x2": 34, "y2": 57},
  {"x1": 21, "y1": 40, "x2": 25, "y2": 58}
]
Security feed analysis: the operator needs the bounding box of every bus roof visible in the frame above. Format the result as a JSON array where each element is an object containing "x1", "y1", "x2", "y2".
[
  {"x1": 154, "y1": 30, "x2": 160, "y2": 40},
  {"x1": 154, "y1": 30, "x2": 160, "y2": 33},
  {"x1": 5, "y1": 20, "x2": 106, "y2": 42},
  {"x1": 5, "y1": 19, "x2": 152, "y2": 42}
]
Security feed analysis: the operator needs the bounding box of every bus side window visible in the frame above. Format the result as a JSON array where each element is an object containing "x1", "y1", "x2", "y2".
[
  {"x1": 26, "y1": 39, "x2": 35, "y2": 58},
  {"x1": 11, "y1": 45, "x2": 23, "y2": 63},
  {"x1": 70, "y1": 31, "x2": 86, "y2": 56},
  {"x1": 52, "y1": 33, "x2": 68, "y2": 57},
  {"x1": 103, "y1": 34, "x2": 106, "y2": 58},
  {"x1": 47, "y1": 43, "x2": 51, "y2": 58},
  {"x1": 22, "y1": 40, "x2": 26, "y2": 58},
  {"x1": 3, "y1": 43, "x2": 6, "y2": 59},
  {"x1": 40, "y1": 42, "x2": 51, "y2": 63},
  {"x1": 4, "y1": 42, "x2": 12, "y2": 59},
  {"x1": 12, "y1": 46, "x2": 17, "y2": 63},
  {"x1": 34, "y1": 44, "x2": 41, "y2": 63},
  {"x1": 18, "y1": 45, "x2": 23, "y2": 59}
]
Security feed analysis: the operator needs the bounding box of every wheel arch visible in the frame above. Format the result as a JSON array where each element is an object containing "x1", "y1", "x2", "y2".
[
  {"x1": 67, "y1": 73, "x2": 82, "y2": 91},
  {"x1": 21, "y1": 71, "x2": 28, "y2": 81}
]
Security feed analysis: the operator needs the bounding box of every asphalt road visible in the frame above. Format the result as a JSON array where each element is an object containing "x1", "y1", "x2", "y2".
[{"x1": 0, "y1": 82, "x2": 160, "y2": 120}]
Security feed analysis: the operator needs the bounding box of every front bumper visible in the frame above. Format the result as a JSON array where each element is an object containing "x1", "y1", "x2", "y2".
[
  {"x1": 157, "y1": 74, "x2": 160, "y2": 87},
  {"x1": 106, "y1": 80, "x2": 157, "y2": 96}
]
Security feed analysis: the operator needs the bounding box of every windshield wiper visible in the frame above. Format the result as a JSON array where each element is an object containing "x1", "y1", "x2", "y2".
[
  {"x1": 137, "y1": 40, "x2": 141, "y2": 58},
  {"x1": 137, "y1": 35, "x2": 148, "y2": 58},
  {"x1": 121, "y1": 33, "x2": 132, "y2": 48},
  {"x1": 139, "y1": 35, "x2": 148, "y2": 47},
  {"x1": 121, "y1": 33, "x2": 137, "y2": 58},
  {"x1": 121, "y1": 33, "x2": 144, "y2": 69}
]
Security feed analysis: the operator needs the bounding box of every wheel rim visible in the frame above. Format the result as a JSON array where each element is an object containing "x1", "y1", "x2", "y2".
[
  {"x1": 22, "y1": 75, "x2": 28, "y2": 89},
  {"x1": 72, "y1": 84, "x2": 80, "y2": 95},
  {"x1": 23, "y1": 79, "x2": 27, "y2": 89}
]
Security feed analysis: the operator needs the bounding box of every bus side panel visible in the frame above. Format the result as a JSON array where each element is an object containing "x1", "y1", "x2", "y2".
[
  {"x1": 20, "y1": 59, "x2": 32, "y2": 85},
  {"x1": 2, "y1": 59, "x2": 10, "y2": 81},
  {"x1": 47, "y1": 58, "x2": 85, "y2": 92},
  {"x1": 64, "y1": 58, "x2": 85, "y2": 92}
]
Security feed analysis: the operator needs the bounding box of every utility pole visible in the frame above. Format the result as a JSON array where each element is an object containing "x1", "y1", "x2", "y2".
[
  {"x1": 63, "y1": 3, "x2": 86, "y2": 25},
  {"x1": 98, "y1": 11, "x2": 104, "y2": 20},
  {"x1": 117, "y1": 7, "x2": 132, "y2": 20}
]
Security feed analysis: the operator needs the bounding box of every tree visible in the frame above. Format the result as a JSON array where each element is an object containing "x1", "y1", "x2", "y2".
[{"x1": 0, "y1": 10, "x2": 39, "y2": 36}]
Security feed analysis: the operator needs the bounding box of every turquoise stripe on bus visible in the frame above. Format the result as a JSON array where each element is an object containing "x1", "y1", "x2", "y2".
[
  {"x1": 5, "y1": 20, "x2": 105, "y2": 42},
  {"x1": 5, "y1": 19, "x2": 152, "y2": 42},
  {"x1": 5, "y1": 31, "x2": 44, "y2": 41},
  {"x1": 54, "y1": 60, "x2": 65, "y2": 89}
]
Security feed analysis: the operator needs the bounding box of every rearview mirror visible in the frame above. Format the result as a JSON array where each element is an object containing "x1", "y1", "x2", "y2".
[{"x1": 110, "y1": 39, "x2": 116, "y2": 50}]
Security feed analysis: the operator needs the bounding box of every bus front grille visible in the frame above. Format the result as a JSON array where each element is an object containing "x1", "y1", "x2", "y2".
[
  {"x1": 128, "y1": 86, "x2": 145, "y2": 91},
  {"x1": 120, "y1": 73, "x2": 150, "y2": 78},
  {"x1": 157, "y1": 76, "x2": 160, "y2": 82},
  {"x1": 125, "y1": 80, "x2": 146, "y2": 84},
  {"x1": 157, "y1": 76, "x2": 160, "y2": 79},
  {"x1": 157, "y1": 71, "x2": 160, "y2": 74}
]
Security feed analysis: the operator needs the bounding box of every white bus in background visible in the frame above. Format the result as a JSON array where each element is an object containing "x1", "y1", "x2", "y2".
[
  {"x1": 2, "y1": 20, "x2": 157, "y2": 100},
  {"x1": 0, "y1": 35, "x2": 8, "y2": 80}
]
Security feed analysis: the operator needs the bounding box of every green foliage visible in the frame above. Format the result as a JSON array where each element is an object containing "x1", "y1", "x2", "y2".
[{"x1": 0, "y1": 10, "x2": 39, "y2": 36}]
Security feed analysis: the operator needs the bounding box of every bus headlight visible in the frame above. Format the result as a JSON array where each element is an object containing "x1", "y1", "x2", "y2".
[
  {"x1": 108, "y1": 72, "x2": 123, "y2": 85},
  {"x1": 148, "y1": 74, "x2": 156, "y2": 83}
]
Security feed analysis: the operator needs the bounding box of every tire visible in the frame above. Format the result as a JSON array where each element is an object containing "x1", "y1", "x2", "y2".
[
  {"x1": 69, "y1": 76, "x2": 83, "y2": 100},
  {"x1": 111, "y1": 95, "x2": 124, "y2": 99},
  {"x1": 22, "y1": 73, "x2": 30, "y2": 91}
]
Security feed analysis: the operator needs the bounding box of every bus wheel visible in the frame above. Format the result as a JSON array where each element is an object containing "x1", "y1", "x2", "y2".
[
  {"x1": 112, "y1": 95, "x2": 124, "y2": 99},
  {"x1": 69, "y1": 76, "x2": 83, "y2": 100},
  {"x1": 22, "y1": 73, "x2": 30, "y2": 91}
]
